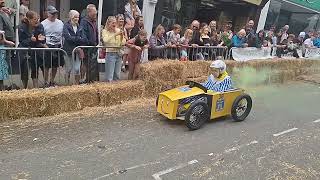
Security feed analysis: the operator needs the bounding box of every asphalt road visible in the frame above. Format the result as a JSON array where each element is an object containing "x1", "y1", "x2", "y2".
[{"x1": 0, "y1": 82, "x2": 320, "y2": 180}]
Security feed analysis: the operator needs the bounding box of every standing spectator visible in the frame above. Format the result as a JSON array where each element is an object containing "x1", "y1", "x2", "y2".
[
  {"x1": 179, "y1": 28, "x2": 193, "y2": 61},
  {"x1": 280, "y1": 25, "x2": 289, "y2": 44},
  {"x1": 209, "y1": 20, "x2": 217, "y2": 35},
  {"x1": 63, "y1": 10, "x2": 86, "y2": 85},
  {"x1": 41, "y1": 5, "x2": 64, "y2": 87},
  {"x1": 4, "y1": 0, "x2": 17, "y2": 26},
  {"x1": 245, "y1": 20, "x2": 256, "y2": 47},
  {"x1": 313, "y1": 31, "x2": 320, "y2": 48},
  {"x1": 19, "y1": 0, "x2": 29, "y2": 20},
  {"x1": 0, "y1": 30, "x2": 14, "y2": 90},
  {"x1": 200, "y1": 25, "x2": 211, "y2": 45},
  {"x1": 304, "y1": 29, "x2": 315, "y2": 41},
  {"x1": 276, "y1": 34, "x2": 299, "y2": 58},
  {"x1": 116, "y1": 14, "x2": 129, "y2": 72},
  {"x1": 18, "y1": 11, "x2": 47, "y2": 88},
  {"x1": 149, "y1": 24, "x2": 167, "y2": 60},
  {"x1": 80, "y1": 4, "x2": 99, "y2": 83},
  {"x1": 266, "y1": 30, "x2": 276, "y2": 47},
  {"x1": 0, "y1": 0, "x2": 14, "y2": 42},
  {"x1": 190, "y1": 20, "x2": 202, "y2": 46},
  {"x1": 166, "y1": 24, "x2": 181, "y2": 46},
  {"x1": 124, "y1": 0, "x2": 141, "y2": 31},
  {"x1": 220, "y1": 21, "x2": 233, "y2": 48},
  {"x1": 126, "y1": 30, "x2": 148, "y2": 80},
  {"x1": 166, "y1": 24, "x2": 181, "y2": 59},
  {"x1": 304, "y1": 32, "x2": 315, "y2": 48},
  {"x1": 232, "y1": 29, "x2": 248, "y2": 48},
  {"x1": 255, "y1": 30, "x2": 265, "y2": 48},
  {"x1": 210, "y1": 31, "x2": 223, "y2": 46},
  {"x1": 102, "y1": 16, "x2": 126, "y2": 82},
  {"x1": 130, "y1": 15, "x2": 144, "y2": 39}
]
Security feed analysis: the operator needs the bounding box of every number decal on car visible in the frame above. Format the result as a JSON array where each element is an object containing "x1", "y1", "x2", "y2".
[{"x1": 216, "y1": 95, "x2": 225, "y2": 112}]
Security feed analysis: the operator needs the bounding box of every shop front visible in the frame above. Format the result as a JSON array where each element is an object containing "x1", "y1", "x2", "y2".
[
  {"x1": 152, "y1": 0, "x2": 267, "y2": 31},
  {"x1": 262, "y1": 0, "x2": 320, "y2": 34}
]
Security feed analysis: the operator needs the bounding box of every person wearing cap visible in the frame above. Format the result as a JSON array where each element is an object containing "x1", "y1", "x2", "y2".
[
  {"x1": 41, "y1": 5, "x2": 64, "y2": 87},
  {"x1": 202, "y1": 60, "x2": 233, "y2": 92}
]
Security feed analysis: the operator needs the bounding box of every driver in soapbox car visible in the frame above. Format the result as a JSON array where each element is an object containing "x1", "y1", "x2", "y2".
[{"x1": 181, "y1": 60, "x2": 232, "y2": 105}]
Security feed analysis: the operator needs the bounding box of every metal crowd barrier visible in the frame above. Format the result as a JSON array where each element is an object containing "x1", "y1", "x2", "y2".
[
  {"x1": 149, "y1": 46, "x2": 229, "y2": 61},
  {"x1": 0, "y1": 47, "x2": 67, "y2": 90},
  {"x1": 72, "y1": 46, "x2": 123, "y2": 84},
  {"x1": 229, "y1": 46, "x2": 320, "y2": 60}
]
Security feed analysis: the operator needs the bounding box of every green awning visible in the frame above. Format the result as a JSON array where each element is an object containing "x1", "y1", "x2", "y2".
[{"x1": 286, "y1": 0, "x2": 320, "y2": 12}]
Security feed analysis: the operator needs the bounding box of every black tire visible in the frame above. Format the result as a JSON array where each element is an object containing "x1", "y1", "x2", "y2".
[
  {"x1": 185, "y1": 102, "x2": 210, "y2": 130},
  {"x1": 231, "y1": 94, "x2": 252, "y2": 122}
]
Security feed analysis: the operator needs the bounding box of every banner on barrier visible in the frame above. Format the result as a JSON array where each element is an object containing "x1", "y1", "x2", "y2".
[
  {"x1": 305, "y1": 48, "x2": 320, "y2": 59},
  {"x1": 232, "y1": 47, "x2": 272, "y2": 61}
]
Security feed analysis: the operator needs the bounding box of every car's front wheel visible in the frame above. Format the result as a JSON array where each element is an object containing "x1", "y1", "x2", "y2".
[
  {"x1": 185, "y1": 102, "x2": 210, "y2": 130},
  {"x1": 231, "y1": 94, "x2": 252, "y2": 122}
]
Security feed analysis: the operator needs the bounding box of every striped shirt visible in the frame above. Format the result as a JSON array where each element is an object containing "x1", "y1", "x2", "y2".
[{"x1": 202, "y1": 74, "x2": 233, "y2": 92}]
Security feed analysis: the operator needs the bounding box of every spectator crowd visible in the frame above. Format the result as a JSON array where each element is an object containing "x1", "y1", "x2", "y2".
[{"x1": 0, "y1": 0, "x2": 320, "y2": 90}]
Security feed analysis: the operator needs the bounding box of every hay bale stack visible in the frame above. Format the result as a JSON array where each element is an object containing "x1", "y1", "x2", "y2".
[
  {"x1": 139, "y1": 60, "x2": 185, "y2": 81},
  {"x1": 297, "y1": 74, "x2": 320, "y2": 84},
  {"x1": 0, "y1": 85, "x2": 99, "y2": 121},
  {"x1": 181, "y1": 61, "x2": 211, "y2": 78},
  {"x1": 94, "y1": 81, "x2": 145, "y2": 107}
]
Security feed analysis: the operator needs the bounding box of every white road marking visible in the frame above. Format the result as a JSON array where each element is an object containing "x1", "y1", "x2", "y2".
[
  {"x1": 94, "y1": 161, "x2": 161, "y2": 180},
  {"x1": 313, "y1": 119, "x2": 320, "y2": 123},
  {"x1": 152, "y1": 160, "x2": 198, "y2": 180},
  {"x1": 208, "y1": 153, "x2": 214, "y2": 156},
  {"x1": 273, "y1": 128, "x2": 298, "y2": 137}
]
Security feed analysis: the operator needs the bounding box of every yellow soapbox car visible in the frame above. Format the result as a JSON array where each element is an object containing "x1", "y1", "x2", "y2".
[{"x1": 156, "y1": 81, "x2": 252, "y2": 130}]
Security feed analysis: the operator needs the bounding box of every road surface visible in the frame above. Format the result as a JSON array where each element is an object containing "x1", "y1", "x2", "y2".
[{"x1": 1, "y1": 82, "x2": 320, "y2": 180}]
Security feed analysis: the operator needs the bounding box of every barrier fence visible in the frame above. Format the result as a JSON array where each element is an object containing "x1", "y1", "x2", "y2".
[
  {"x1": 1, "y1": 45, "x2": 319, "y2": 91},
  {"x1": 229, "y1": 47, "x2": 320, "y2": 61},
  {"x1": 0, "y1": 47, "x2": 67, "y2": 90},
  {"x1": 148, "y1": 46, "x2": 229, "y2": 61}
]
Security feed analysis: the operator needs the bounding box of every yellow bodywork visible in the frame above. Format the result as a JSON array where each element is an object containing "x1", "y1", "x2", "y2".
[{"x1": 157, "y1": 85, "x2": 244, "y2": 120}]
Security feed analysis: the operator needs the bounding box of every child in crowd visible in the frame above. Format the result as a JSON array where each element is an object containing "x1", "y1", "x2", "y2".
[
  {"x1": 126, "y1": 30, "x2": 149, "y2": 80},
  {"x1": 166, "y1": 24, "x2": 181, "y2": 46},
  {"x1": 166, "y1": 24, "x2": 182, "y2": 59},
  {"x1": 0, "y1": 31, "x2": 15, "y2": 90},
  {"x1": 179, "y1": 29, "x2": 193, "y2": 61}
]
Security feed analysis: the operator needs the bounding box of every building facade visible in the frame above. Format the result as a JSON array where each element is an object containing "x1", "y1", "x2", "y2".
[
  {"x1": 259, "y1": 0, "x2": 320, "y2": 34},
  {"x1": 27, "y1": 0, "x2": 265, "y2": 31}
]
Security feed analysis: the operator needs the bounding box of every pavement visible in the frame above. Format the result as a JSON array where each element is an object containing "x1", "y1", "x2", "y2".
[{"x1": 0, "y1": 82, "x2": 320, "y2": 180}]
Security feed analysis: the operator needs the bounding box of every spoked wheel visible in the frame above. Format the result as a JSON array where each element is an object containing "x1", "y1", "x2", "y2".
[
  {"x1": 231, "y1": 94, "x2": 252, "y2": 122},
  {"x1": 185, "y1": 102, "x2": 210, "y2": 130}
]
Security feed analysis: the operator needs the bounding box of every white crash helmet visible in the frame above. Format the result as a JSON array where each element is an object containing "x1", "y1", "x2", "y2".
[{"x1": 210, "y1": 60, "x2": 226, "y2": 73}]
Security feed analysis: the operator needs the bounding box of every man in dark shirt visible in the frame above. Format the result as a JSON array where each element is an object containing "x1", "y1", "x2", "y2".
[{"x1": 80, "y1": 4, "x2": 99, "y2": 83}]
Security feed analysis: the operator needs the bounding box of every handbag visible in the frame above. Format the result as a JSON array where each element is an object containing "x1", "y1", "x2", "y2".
[{"x1": 99, "y1": 48, "x2": 106, "y2": 59}]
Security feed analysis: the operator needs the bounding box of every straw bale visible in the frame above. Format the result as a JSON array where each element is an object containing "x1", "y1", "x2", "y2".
[
  {"x1": 0, "y1": 85, "x2": 99, "y2": 121},
  {"x1": 139, "y1": 60, "x2": 185, "y2": 81},
  {"x1": 181, "y1": 61, "x2": 211, "y2": 78},
  {"x1": 297, "y1": 74, "x2": 320, "y2": 84},
  {"x1": 93, "y1": 80, "x2": 145, "y2": 107}
]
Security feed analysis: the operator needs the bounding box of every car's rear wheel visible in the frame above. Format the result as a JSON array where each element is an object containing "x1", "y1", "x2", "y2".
[
  {"x1": 231, "y1": 94, "x2": 252, "y2": 122},
  {"x1": 185, "y1": 102, "x2": 210, "y2": 130}
]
